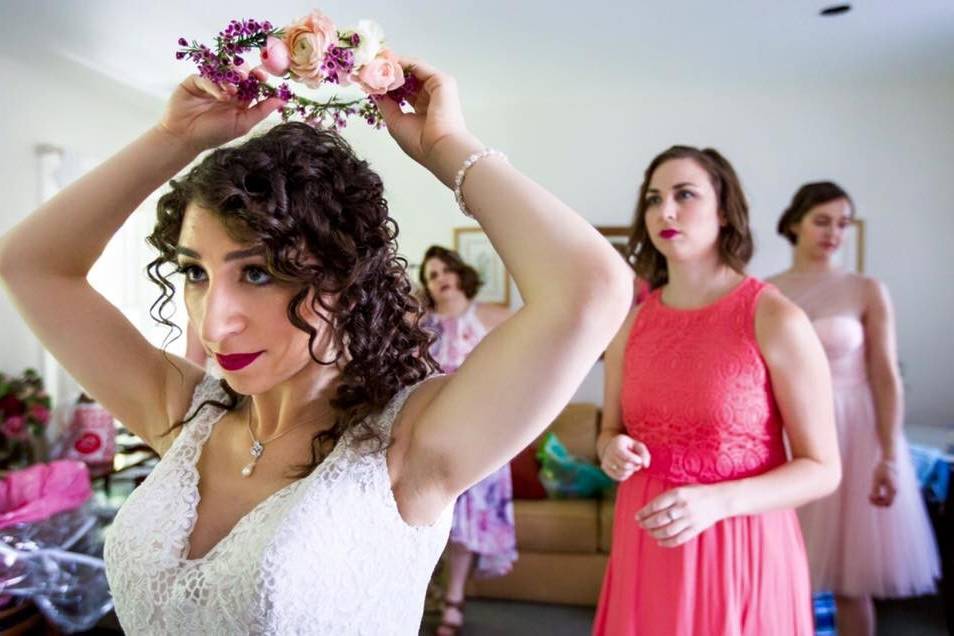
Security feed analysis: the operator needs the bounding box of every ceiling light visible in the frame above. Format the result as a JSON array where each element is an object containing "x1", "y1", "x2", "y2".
[{"x1": 820, "y1": 4, "x2": 852, "y2": 16}]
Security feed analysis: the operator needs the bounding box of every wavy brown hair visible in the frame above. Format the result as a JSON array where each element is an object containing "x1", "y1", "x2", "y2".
[
  {"x1": 776, "y1": 181, "x2": 854, "y2": 245},
  {"x1": 626, "y1": 145, "x2": 753, "y2": 289},
  {"x1": 146, "y1": 122, "x2": 438, "y2": 476},
  {"x1": 418, "y1": 245, "x2": 482, "y2": 308}
]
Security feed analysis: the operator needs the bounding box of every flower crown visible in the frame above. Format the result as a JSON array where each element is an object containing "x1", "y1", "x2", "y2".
[{"x1": 176, "y1": 11, "x2": 418, "y2": 130}]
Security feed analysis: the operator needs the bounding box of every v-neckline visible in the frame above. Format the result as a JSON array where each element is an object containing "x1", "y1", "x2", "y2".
[{"x1": 178, "y1": 404, "x2": 346, "y2": 564}]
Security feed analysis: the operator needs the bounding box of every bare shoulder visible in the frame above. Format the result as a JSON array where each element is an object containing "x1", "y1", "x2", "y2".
[
  {"x1": 475, "y1": 302, "x2": 512, "y2": 330},
  {"x1": 855, "y1": 273, "x2": 889, "y2": 302},
  {"x1": 754, "y1": 287, "x2": 813, "y2": 359}
]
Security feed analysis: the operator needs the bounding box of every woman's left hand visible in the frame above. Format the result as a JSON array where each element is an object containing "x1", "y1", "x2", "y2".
[
  {"x1": 869, "y1": 460, "x2": 898, "y2": 507},
  {"x1": 636, "y1": 484, "x2": 729, "y2": 548}
]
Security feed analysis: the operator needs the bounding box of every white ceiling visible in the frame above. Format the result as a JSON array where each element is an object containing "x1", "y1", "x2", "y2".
[{"x1": 2, "y1": 1, "x2": 953, "y2": 104}]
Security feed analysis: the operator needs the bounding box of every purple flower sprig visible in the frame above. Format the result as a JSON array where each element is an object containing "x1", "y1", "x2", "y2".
[
  {"x1": 321, "y1": 45, "x2": 356, "y2": 85},
  {"x1": 175, "y1": 18, "x2": 281, "y2": 86},
  {"x1": 275, "y1": 70, "x2": 418, "y2": 132},
  {"x1": 280, "y1": 94, "x2": 365, "y2": 131},
  {"x1": 215, "y1": 19, "x2": 277, "y2": 63}
]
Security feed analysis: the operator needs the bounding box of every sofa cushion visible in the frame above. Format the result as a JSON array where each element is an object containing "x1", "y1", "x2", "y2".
[
  {"x1": 514, "y1": 499, "x2": 599, "y2": 553},
  {"x1": 599, "y1": 498, "x2": 616, "y2": 553},
  {"x1": 468, "y1": 551, "x2": 609, "y2": 606},
  {"x1": 510, "y1": 444, "x2": 547, "y2": 499},
  {"x1": 545, "y1": 403, "x2": 600, "y2": 463}
]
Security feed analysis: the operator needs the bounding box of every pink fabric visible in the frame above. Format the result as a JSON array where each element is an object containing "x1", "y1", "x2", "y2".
[
  {"x1": 773, "y1": 270, "x2": 940, "y2": 597},
  {"x1": 0, "y1": 460, "x2": 92, "y2": 529},
  {"x1": 594, "y1": 278, "x2": 813, "y2": 635}
]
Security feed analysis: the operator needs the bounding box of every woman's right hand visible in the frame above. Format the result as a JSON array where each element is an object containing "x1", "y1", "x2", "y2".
[
  {"x1": 600, "y1": 433, "x2": 651, "y2": 482},
  {"x1": 869, "y1": 459, "x2": 898, "y2": 507},
  {"x1": 158, "y1": 75, "x2": 286, "y2": 153}
]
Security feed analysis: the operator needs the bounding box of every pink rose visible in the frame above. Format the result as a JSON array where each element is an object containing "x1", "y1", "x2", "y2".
[
  {"x1": 283, "y1": 11, "x2": 338, "y2": 88},
  {"x1": 29, "y1": 404, "x2": 50, "y2": 425},
  {"x1": 1, "y1": 415, "x2": 26, "y2": 439},
  {"x1": 353, "y1": 49, "x2": 405, "y2": 96},
  {"x1": 260, "y1": 36, "x2": 290, "y2": 76}
]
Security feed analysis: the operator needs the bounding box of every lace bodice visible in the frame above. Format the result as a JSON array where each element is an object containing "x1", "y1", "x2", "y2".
[
  {"x1": 620, "y1": 277, "x2": 788, "y2": 485},
  {"x1": 104, "y1": 375, "x2": 452, "y2": 635}
]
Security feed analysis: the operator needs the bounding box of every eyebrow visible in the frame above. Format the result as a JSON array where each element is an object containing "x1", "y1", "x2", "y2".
[
  {"x1": 174, "y1": 246, "x2": 264, "y2": 262},
  {"x1": 647, "y1": 182, "x2": 698, "y2": 193}
]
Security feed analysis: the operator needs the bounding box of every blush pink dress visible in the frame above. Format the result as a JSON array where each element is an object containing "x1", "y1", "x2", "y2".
[
  {"x1": 771, "y1": 270, "x2": 940, "y2": 598},
  {"x1": 594, "y1": 277, "x2": 813, "y2": 636}
]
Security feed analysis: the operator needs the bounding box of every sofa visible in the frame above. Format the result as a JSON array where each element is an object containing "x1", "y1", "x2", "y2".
[{"x1": 466, "y1": 403, "x2": 615, "y2": 606}]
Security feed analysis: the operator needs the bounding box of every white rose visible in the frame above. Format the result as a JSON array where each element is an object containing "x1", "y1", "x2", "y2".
[{"x1": 349, "y1": 20, "x2": 385, "y2": 68}]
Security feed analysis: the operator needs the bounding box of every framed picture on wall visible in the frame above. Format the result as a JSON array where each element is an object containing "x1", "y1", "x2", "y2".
[
  {"x1": 838, "y1": 218, "x2": 866, "y2": 273},
  {"x1": 596, "y1": 226, "x2": 631, "y2": 263},
  {"x1": 453, "y1": 227, "x2": 511, "y2": 305}
]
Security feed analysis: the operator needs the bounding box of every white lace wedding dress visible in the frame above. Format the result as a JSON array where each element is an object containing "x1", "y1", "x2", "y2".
[{"x1": 104, "y1": 374, "x2": 452, "y2": 635}]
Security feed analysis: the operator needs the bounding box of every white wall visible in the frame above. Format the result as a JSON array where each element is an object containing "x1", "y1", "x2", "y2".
[
  {"x1": 341, "y1": 78, "x2": 954, "y2": 427},
  {"x1": 2, "y1": 54, "x2": 951, "y2": 427},
  {"x1": 0, "y1": 53, "x2": 164, "y2": 376}
]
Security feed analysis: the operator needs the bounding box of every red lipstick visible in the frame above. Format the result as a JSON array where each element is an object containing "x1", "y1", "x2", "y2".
[
  {"x1": 215, "y1": 351, "x2": 263, "y2": 371},
  {"x1": 660, "y1": 229, "x2": 680, "y2": 239}
]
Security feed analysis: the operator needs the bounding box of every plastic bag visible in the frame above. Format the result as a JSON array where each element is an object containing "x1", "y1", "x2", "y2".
[
  {"x1": 0, "y1": 461, "x2": 114, "y2": 632},
  {"x1": 536, "y1": 432, "x2": 614, "y2": 498}
]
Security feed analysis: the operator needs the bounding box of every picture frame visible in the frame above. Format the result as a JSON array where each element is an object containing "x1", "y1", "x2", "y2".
[
  {"x1": 453, "y1": 227, "x2": 511, "y2": 305},
  {"x1": 838, "y1": 218, "x2": 866, "y2": 273},
  {"x1": 596, "y1": 226, "x2": 631, "y2": 263}
]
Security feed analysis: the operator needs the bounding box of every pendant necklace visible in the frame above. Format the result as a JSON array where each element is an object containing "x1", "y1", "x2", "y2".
[{"x1": 241, "y1": 401, "x2": 314, "y2": 478}]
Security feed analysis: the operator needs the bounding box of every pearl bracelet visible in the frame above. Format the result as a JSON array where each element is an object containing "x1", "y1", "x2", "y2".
[{"x1": 453, "y1": 148, "x2": 508, "y2": 218}]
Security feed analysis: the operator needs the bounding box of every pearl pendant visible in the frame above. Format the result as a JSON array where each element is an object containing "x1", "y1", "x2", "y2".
[{"x1": 241, "y1": 462, "x2": 255, "y2": 477}]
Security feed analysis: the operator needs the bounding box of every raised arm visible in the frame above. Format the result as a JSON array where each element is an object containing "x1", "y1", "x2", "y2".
[
  {"x1": 0, "y1": 77, "x2": 283, "y2": 451},
  {"x1": 378, "y1": 61, "x2": 632, "y2": 523},
  {"x1": 474, "y1": 302, "x2": 511, "y2": 330}
]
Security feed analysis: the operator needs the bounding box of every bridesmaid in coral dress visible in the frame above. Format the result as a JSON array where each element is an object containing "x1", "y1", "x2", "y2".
[
  {"x1": 769, "y1": 182, "x2": 939, "y2": 636},
  {"x1": 593, "y1": 146, "x2": 842, "y2": 636}
]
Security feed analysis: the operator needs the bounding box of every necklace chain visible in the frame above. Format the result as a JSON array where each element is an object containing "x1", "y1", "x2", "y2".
[{"x1": 240, "y1": 401, "x2": 318, "y2": 478}]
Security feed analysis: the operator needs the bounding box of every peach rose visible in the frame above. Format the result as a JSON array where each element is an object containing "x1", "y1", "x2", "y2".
[
  {"x1": 353, "y1": 49, "x2": 405, "y2": 95},
  {"x1": 260, "y1": 36, "x2": 290, "y2": 76},
  {"x1": 283, "y1": 10, "x2": 338, "y2": 88}
]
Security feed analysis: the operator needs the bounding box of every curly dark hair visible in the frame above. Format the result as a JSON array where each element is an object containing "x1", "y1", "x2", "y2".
[
  {"x1": 418, "y1": 245, "x2": 482, "y2": 308},
  {"x1": 146, "y1": 122, "x2": 439, "y2": 476},
  {"x1": 626, "y1": 145, "x2": 753, "y2": 289},
  {"x1": 776, "y1": 181, "x2": 854, "y2": 245}
]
